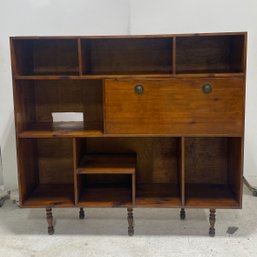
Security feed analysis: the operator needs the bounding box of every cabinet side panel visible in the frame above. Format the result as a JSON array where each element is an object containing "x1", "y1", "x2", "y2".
[
  {"x1": 18, "y1": 139, "x2": 39, "y2": 205},
  {"x1": 228, "y1": 137, "x2": 242, "y2": 205},
  {"x1": 14, "y1": 81, "x2": 36, "y2": 132}
]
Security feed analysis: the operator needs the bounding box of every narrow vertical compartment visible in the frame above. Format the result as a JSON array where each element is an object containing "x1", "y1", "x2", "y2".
[
  {"x1": 133, "y1": 137, "x2": 181, "y2": 207},
  {"x1": 81, "y1": 37, "x2": 173, "y2": 75},
  {"x1": 17, "y1": 138, "x2": 75, "y2": 207},
  {"x1": 185, "y1": 137, "x2": 242, "y2": 208}
]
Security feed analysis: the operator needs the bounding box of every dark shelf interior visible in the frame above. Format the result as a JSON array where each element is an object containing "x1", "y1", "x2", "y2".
[
  {"x1": 19, "y1": 138, "x2": 75, "y2": 207},
  {"x1": 136, "y1": 183, "x2": 181, "y2": 207},
  {"x1": 15, "y1": 79, "x2": 103, "y2": 136},
  {"x1": 23, "y1": 184, "x2": 74, "y2": 207},
  {"x1": 78, "y1": 174, "x2": 133, "y2": 207},
  {"x1": 176, "y1": 35, "x2": 245, "y2": 74},
  {"x1": 78, "y1": 153, "x2": 136, "y2": 174},
  {"x1": 13, "y1": 39, "x2": 79, "y2": 75},
  {"x1": 185, "y1": 137, "x2": 242, "y2": 207},
  {"x1": 81, "y1": 37, "x2": 173, "y2": 75}
]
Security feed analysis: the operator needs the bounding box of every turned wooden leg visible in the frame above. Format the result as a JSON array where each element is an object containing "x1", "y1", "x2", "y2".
[
  {"x1": 46, "y1": 208, "x2": 54, "y2": 235},
  {"x1": 79, "y1": 208, "x2": 85, "y2": 219},
  {"x1": 209, "y1": 209, "x2": 216, "y2": 237},
  {"x1": 127, "y1": 207, "x2": 134, "y2": 236},
  {"x1": 180, "y1": 208, "x2": 186, "y2": 220}
]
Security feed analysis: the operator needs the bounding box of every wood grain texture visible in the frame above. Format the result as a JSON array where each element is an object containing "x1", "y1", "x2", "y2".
[
  {"x1": 136, "y1": 183, "x2": 181, "y2": 207},
  {"x1": 104, "y1": 78, "x2": 244, "y2": 135},
  {"x1": 11, "y1": 33, "x2": 246, "y2": 212},
  {"x1": 85, "y1": 137, "x2": 179, "y2": 184},
  {"x1": 228, "y1": 137, "x2": 242, "y2": 206},
  {"x1": 12, "y1": 39, "x2": 79, "y2": 75},
  {"x1": 17, "y1": 138, "x2": 39, "y2": 205},
  {"x1": 18, "y1": 121, "x2": 103, "y2": 138},
  {"x1": 14, "y1": 73, "x2": 245, "y2": 80},
  {"x1": 176, "y1": 35, "x2": 245, "y2": 74},
  {"x1": 185, "y1": 184, "x2": 239, "y2": 208},
  {"x1": 14, "y1": 80, "x2": 36, "y2": 133},
  {"x1": 78, "y1": 186, "x2": 132, "y2": 207},
  {"x1": 184, "y1": 137, "x2": 242, "y2": 208},
  {"x1": 37, "y1": 138, "x2": 74, "y2": 184},
  {"x1": 23, "y1": 184, "x2": 74, "y2": 207},
  {"x1": 82, "y1": 37, "x2": 173, "y2": 75},
  {"x1": 185, "y1": 137, "x2": 229, "y2": 184},
  {"x1": 16, "y1": 79, "x2": 103, "y2": 137},
  {"x1": 77, "y1": 154, "x2": 136, "y2": 174}
]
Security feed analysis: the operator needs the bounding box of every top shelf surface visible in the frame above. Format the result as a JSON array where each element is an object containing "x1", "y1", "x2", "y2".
[{"x1": 11, "y1": 32, "x2": 247, "y2": 77}]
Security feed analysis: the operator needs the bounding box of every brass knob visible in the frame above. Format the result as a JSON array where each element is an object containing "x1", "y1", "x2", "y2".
[
  {"x1": 134, "y1": 84, "x2": 144, "y2": 95},
  {"x1": 202, "y1": 83, "x2": 212, "y2": 94}
]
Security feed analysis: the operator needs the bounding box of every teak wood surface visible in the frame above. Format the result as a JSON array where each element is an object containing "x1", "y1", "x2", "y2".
[{"x1": 10, "y1": 32, "x2": 246, "y2": 210}]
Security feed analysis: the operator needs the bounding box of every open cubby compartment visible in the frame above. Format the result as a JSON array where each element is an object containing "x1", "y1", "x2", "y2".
[
  {"x1": 184, "y1": 137, "x2": 242, "y2": 208},
  {"x1": 12, "y1": 39, "x2": 79, "y2": 75},
  {"x1": 135, "y1": 137, "x2": 182, "y2": 207},
  {"x1": 15, "y1": 79, "x2": 103, "y2": 136},
  {"x1": 75, "y1": 138, "x2": 136, "y2": 207},
  {"x1": 81, "y1": 37, "x2": 173, "y2": 75},
  {"x1": 76, "y1": 137, "x2": 182, "y2": 207},
  {"x1": 17, "y1": 138, "x2": 75, "y2": 207},
  {"x1": 176, "y1": 34, "x2": 245, "y2": 74}
]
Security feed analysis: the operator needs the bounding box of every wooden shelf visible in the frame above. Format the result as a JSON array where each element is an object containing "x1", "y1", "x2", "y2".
[
  {"x1": 185, "y1": 184, "x2": 239, "y2": 208},
  {"x1": 78, "y1": 186, "x2": 132, "y2": 207},
  {"x1": 14, "y1": 72, "x2": 245, "y2": 80},
  {"x1": 136, "y1": 183, "x2": 181, "y2": 207},
  {"x1": 22, "y1": 184, "x2": 74, "y2": 208},
  {"x1": 18, "y1": 122, "x2": 103, "y2": 138},
  {"x1": 78, "y1": 154, "x2": 136, "y2": 174}
]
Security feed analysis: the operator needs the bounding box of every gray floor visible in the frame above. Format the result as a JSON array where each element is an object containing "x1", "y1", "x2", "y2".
[{"x1": 0, "y1": 185, "x2": 257, "y2": 257}]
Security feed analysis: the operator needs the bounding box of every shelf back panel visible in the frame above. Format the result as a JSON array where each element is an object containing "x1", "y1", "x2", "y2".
[
  {"x1": 82, "y1": 37, "x2": 173, "y2": 75},
  {"x1": 176, "y1": 35, "x2": 245, "y2": 74}
]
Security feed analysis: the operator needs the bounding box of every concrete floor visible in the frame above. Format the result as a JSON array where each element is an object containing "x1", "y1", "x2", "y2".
[{"x1": 0, "y1": 184, "x2": 257, "y2": 257}]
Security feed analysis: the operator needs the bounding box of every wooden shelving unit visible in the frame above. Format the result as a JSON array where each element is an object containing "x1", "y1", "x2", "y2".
[{"x1": 10, "y1": 32, "x2": 247, "y2": 236}]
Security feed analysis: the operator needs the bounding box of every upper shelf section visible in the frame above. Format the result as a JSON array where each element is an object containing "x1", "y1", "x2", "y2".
[
  {"x1": 10, "y1": 33, "x2": 247, "y2": 78},
  {"x1": 12, "y1": 39, "x2": 79, "y2": 76},
  {"x1": 81, "y1": 37, "x2": 173, "y2": 75},
  {"x1": 176, "y1": 35, "x2": 245, "y2": 74}
]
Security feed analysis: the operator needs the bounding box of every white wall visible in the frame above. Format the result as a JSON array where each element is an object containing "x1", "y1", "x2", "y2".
[
  {"x1": 0, "y1": 0, "x2": 129, "y2": 189},
  {"x1": 0, "y1": 0, "x2": 257, "y2": 189}
]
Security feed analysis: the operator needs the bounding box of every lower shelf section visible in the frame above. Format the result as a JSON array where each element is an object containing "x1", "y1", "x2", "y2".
[
  {"x1": 78, "y1": 186, "x2": 132, "y2": 207},
  {"x1": 23, "y1": 184, "x2": 75, "y2": 208},
  {"x1": 136, "y1": 183, "x2": 181, "y2": 207},
  {"x1": 185, "y1": 184, "x2": 239, "y2": 208},
  {"x1": 18, "y1": 137, "x2": 242, "y2": 209}
]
